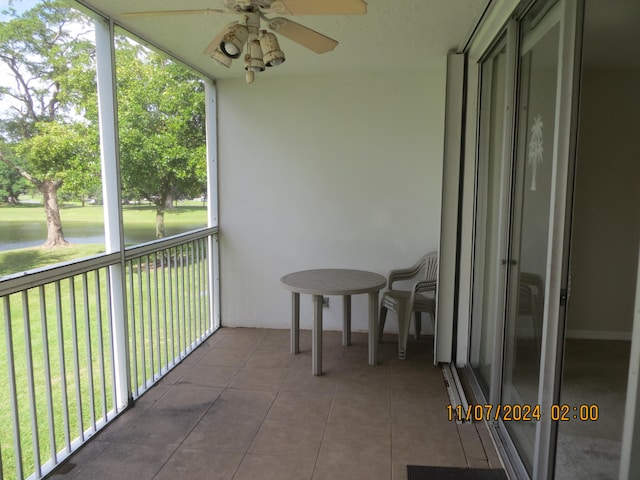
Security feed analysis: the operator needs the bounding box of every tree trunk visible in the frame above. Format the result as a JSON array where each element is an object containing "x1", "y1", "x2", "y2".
[
  {"x1": 0, "y1": 152, "x2": 68, "y2": 247},
  {"x1": 164, "y1": 186, "x2": 176, "y2": 210},
  {"x1": 155, "y1": 203, "x2": 165, "y2": 239},
  {"x1": 41, "y1": 180, "x2": 68, "y2": 247}
]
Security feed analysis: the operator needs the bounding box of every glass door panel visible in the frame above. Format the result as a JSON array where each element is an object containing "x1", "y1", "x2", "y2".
[
  {"x1": 470, "y1": 43, "x2": 508, "y2": 400},
  {"x1": 555, "y1": 2, "x2": 638, "y2": 477},
  {"x1": 501, "y1": 4, "x2": 561, "y2": 474}
]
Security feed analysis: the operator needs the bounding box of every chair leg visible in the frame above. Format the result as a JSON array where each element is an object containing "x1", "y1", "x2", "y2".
[
  {"x1": 378, "y1": 306, "x2": 388, "y2": 343},
  {"x1": 414, "y1": 312, "x2": 421, "y2": 340},
  {"x1": 397, "y1": 303, "x2": 411, "y2": 360}
]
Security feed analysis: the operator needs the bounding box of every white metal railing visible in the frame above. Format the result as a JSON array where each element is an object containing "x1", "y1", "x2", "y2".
[{"x1": 0, "y1": 228, "x2": 219, "y2": 480}]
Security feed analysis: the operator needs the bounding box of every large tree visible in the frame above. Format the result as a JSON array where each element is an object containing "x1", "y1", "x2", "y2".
[
  {"x1": 0, "y1": 0, "x2": 98, "y2": 246},
  {"x1": 116, "y1": 38, "x2": 206, "y2": 239}
]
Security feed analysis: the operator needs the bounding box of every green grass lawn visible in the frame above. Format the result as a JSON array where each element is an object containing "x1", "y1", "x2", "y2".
[
  {"x1": 0, "y1": 199, "x2": 207, "y2": 227},
  {"x1": 0, "y1": 201, "x2": 208, "y2": 278},
  {"x1": 0, "y1": 244, "x2": 106, "y2": 278}
]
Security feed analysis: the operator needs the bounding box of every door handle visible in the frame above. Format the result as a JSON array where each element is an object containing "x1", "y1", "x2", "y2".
[{"x1": 500, "y1": 259, "x2": 518, "y2": 266}]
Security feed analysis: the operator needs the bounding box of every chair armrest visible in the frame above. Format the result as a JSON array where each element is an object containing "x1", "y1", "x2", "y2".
[
  {"x1": 388, "y1": 259, "x2": 426, "y2": 289},
  {"x1": 408, "y1": 280, "x2": 437, "y2": 311},
  {"x1": 414, "y1": 280, "x2": 436, "y2": 294}
]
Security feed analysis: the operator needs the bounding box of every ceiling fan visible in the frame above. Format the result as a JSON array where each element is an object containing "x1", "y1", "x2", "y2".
[{"x1": 122, "y1": 0, "x2": 368, "y2": 84}]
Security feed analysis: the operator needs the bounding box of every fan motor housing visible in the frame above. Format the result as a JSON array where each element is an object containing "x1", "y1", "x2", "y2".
[{"x1": 224, "y1": 0, "x2": 273, "y2": 13}]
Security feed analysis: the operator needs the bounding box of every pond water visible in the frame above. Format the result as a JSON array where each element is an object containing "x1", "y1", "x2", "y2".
[{"x1": 0, "y1": 221, "x2": 204, "y2": 252}]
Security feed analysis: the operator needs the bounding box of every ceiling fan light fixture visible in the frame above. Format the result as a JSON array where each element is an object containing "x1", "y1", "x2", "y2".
[
  {"x1": 244, "y1": 39, "x2": 265, "y2": 72},
  {"x1": 210, "y1": 48, "x2": 232, "y2": 68},
  {"x1": 259, "y1": 31, "x2": 285, "y2": 67},
  {"x1": 220, "y1": 22, "x2": 248, "y2": 58}
]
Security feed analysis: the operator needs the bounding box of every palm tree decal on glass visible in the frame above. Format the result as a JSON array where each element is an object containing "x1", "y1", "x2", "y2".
[{"x1": 527, "y1": 114, "x2": 544, "y2": 191}]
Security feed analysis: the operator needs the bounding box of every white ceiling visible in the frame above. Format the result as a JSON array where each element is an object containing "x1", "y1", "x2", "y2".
[
  {"x1": 75, "y1": 0, "x2": 490, "y2": 81},
  {"x1": 71, "y1": 0, "x2": 639, "y2": 83}
]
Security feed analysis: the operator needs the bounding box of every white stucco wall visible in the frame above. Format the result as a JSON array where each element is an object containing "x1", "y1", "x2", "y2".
[{"x1": 216, "y1": 70, "x2": 446, "y2": 332}]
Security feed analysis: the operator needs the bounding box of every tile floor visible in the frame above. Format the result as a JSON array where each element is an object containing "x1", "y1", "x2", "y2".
[{"x1": 49, "y1": 327, "x2": 502, "y2": 480}]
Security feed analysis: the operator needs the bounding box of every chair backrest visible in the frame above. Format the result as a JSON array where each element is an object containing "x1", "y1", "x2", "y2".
[
  {"x1": 387, "y1": 251, "x2": 439, "y2": 288},
  {"x1": 420, "y1": 251, "x2": 438, "y2": 282}
]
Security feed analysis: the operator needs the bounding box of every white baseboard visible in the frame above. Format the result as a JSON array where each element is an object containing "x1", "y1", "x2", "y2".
[{"x1": 566, "y1": 329, "x2": 632, "y2": 341}]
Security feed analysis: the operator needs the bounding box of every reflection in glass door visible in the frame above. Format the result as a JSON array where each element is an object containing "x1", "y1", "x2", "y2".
[{"x1": 501, "y1": 4, "x2": 561, "y2": 474}]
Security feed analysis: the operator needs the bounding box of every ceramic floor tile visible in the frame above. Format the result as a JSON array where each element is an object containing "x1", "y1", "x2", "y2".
[
  {"x1": 342, "y1": 343, "x2": 377, "y2": 364},
  {"x1": 266, "y1": 390, "x2": 333, "y2": 424},
  {"x1": 391, "y1": 396, "x2": 453, "y2": 427},
  {"x1": 176, "y1": 364, "x2": 238, "y2": 388},
  {"x1": 390, "y1": 371, "x2": 449, "y2": 401},
  {"x1": 290, "y1": 349, "x2": 344, "y2": 374},
  {"x1": 233, "y1": 454, "x2": 315, "y2": 480},
  {"x1": 152, "y1": 383, "x2": 222, "y2": 416},
  {"x1": 158, "y1": 361, "x2": 194, "y2": 385},
  {"x1": 48, "y1": 439, "x2": 112, "y2": 479},
  {"x1": 317, "y1": 330, "x2": 347, "y2": 348},
  {"x1": 214, "y1": 331, "x2": 265, "y2": 350},
  {"x1": 97, "y1": 404, "x2": 152, "y2": 440},
  {"x1": 336, "y1": 366, "x2": 391, "y2": 397},
  {"x1": 281, "y1": 365, "x2": 340, "y2": 394},
  {"x1": 105, "y1": 408, "x2": 201, "y2": 447},
  {"x1": 328, "y1": 391, "x2": 391, "y2": 427},
  {"x1": 391, "y1": 424, "x2": 467, "y2": 470},
  {"x1": 131, "y1": 383, "x2": 172, "y2": 410},
  {"x1": 229, "y1": 367, "x2": 288, "y2": 391},
  {"x1": 207, "y1": 387, "x2": 276, "y2": 419},
  {"x1": 245, "y1": 349, "x2": 295, "y2": 369},
  {"x1": 180, "y1": 343, "x2": 212, "y2": 364},
  {"x1": 45, "y1": 328, "x2": 500, "y2": 480},
  {"x1": 388, "y1": 359, "x2": 442, "y2": 377},
  {"x1": 69, "y1": 442, "x2": 176, "y2": 480},
  {"x1": 182, "y1": 412, "x2": 262, "y2": 453},
  {"x1": 257, "y1": 329, "x2": 311, "y2": 351},
  {"x1": 198, "y1": 347, "x2": 253, "y2": 367},
  {"x1": 313, "y1": 449, "x2": 391, "y2": 480},
  {"x1": 319, "y1": 421, "x2": 391, "y2": 459},
  {"x1": 249, "y1": 418, "x2": 325, "y2": 458},
  {"x1": 153, "y1": 447, "x2": 242, "y2": 480}
]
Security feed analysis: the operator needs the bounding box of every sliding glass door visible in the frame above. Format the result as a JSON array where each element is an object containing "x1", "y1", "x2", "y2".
[
  {"x1": 468, "y1": 0, "x2": 583, "y2": 477},
  {"x1": 501, "y1": 4, "x2": 561, "y2": 471}
]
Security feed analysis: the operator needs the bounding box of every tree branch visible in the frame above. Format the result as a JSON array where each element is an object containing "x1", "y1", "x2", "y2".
[
  {"x1": 0, "y1": 54, "x2": 38, "y2": 123},
  {"x1": 0, "y1": 150, "x2": 43, "y2": 189}
]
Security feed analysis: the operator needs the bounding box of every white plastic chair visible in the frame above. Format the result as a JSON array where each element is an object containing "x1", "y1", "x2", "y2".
[{"x1": 378, "y1": 252, "x2": 438, "y2": 360}]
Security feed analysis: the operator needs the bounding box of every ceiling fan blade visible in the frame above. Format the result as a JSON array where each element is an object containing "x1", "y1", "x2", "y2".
[
  {"x1": 121, "y1": 9, "x2": 225, "y2": 18},
  {"x1": 268, "y1": 17, "x2": 338, "y2": 54},
  {"x1": 268, "y1": 0, "x2": 367, "y2": 15}
]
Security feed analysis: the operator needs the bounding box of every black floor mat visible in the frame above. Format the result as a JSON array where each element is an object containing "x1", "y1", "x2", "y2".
[{"x1": 407, "y1": 465, "x2": 508, "y2": 480}]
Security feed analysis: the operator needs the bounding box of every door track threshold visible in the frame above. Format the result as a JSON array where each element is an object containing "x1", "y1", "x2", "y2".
[{"x1": 442, "y1": 363, "x2": 471, "y2": 423}]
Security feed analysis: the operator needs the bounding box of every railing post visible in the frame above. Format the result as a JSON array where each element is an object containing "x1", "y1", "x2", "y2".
[
  {"x1": 95, "y1": 17, "x2": 130, "y2": 409},
  {"x1": 205, "y1": 80, "x2": 220, "y2": 331}
]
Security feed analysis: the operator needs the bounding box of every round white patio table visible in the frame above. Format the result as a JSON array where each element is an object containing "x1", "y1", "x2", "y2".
[{"x1": 280, "y1": 268, "x2": 386, "y2": 376}]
